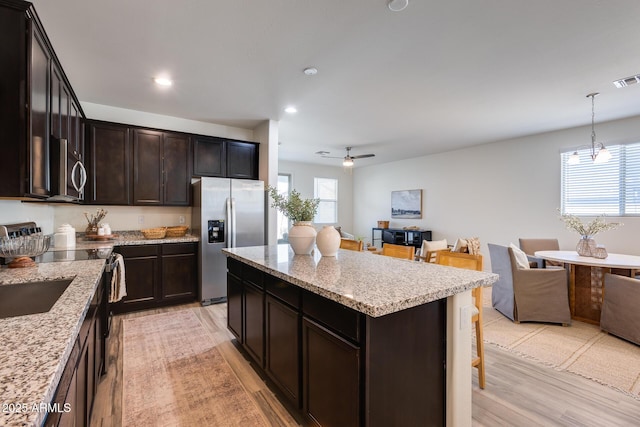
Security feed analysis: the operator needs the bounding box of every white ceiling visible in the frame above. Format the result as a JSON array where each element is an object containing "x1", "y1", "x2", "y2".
[{"x1": 31, "y1": 0, "x2": 640, "y2": 167}]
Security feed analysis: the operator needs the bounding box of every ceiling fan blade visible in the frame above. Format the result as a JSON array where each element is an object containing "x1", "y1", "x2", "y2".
[{"x1": 352, "y1": 154, "x2": 375, "y2": 159}]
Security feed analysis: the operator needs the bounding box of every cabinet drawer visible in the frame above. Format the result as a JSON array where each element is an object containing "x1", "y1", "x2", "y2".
[
  {"x1": 117, "y1": 244, "x2": 159, "y2": 258},
  {"x1": 243, "y1": 264, "x2": 263, "y2": 289},
  {"x1": 227, "y1": 257, "x2": 243, "y2": 278},
  {"x1": 265, "y1": 275, "x2": 300, "y2": 308},
  {"x1": 303, "y1": 291, "x2": 361, "y2": 344},
  {"x1": 162, "y1": 242, "x2": 196, "y2": 255}
]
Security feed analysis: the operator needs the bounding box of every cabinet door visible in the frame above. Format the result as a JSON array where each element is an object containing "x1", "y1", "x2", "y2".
[
  {"x1": 161, "y1": 244, "x2": 197, "y2": 301},
  {"x1": 193, "y1": 136, "x2": 225, "y2": 177},
  {"x1": 227, "y1": 140, "x2": 258, "y2": 180},
  {"x1": 302, "y1": 317, "x2": 360, "y2": 427},
  {"x1": 227, "y1": 273, "x2": 243, "y2": 342},
  {"x1": 243, "y1": 283, "x2": 264, "y2": 367},
  {"x1": 133, "y1": 128, "x2": 163, "y2": 205},
  {"x1": 112, "y1": 245, "x2": 160, "y2": 313},
  {"x1": 87, "y1": 122, "x2": 131, "y2": 204},
  {"x1": 29, "y1": 23, "x2": 50, "y2": 197},
  {"x1": 266, "y1": 295, "x2": 300, "y2": 407},
  {"x1": 163, "y1": 133, "x2": 191, "y2": 205}
]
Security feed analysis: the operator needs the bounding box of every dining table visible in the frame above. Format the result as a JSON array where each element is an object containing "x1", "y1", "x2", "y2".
[{"x1": 534, "y1": 250, "x2": 640, "y2": 325}]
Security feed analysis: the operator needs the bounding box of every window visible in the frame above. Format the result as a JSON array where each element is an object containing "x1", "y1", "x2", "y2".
[
  {"x1": 276, "y1": 174, "x2": 291, "y2": 242},
  {"x1": 314, "y1": 177, "x2": 338, "y2": 223},
  {"x1": 561, "y1": 142, "x2": 640, "y2": 216}
]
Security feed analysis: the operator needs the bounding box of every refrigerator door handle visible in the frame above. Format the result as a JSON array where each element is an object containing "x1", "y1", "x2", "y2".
[
  {"x1": 230, "y1": 197, "x2": 237, "y2": 248},
  {"x1": 226, "y1": 197, "x2": 232, "y2": 248}
]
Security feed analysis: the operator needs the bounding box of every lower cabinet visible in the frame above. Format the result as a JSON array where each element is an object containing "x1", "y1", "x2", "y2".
[
  {"x1": 226, "y1": 257, "x2": 447, "y2": 427},
  {"x1": 45, "y1": 276, "x2": 105, "y2": 427},
  {"x1": 265, "y1": 295, "x2": 300, "y2": 407},
  {"x1": 112, "y1": 243, "x2": 197, "y2": 314},
  {"x1": 302, "y1": 318, "x2": 360, "y2": 427}
]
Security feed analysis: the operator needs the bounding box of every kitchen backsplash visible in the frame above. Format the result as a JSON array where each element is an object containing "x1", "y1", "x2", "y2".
[{"x1": 0, "y1": 201, "x2": 191, "y2": 234}]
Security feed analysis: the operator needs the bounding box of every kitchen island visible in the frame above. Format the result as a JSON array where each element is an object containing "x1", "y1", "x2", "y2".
[{"x1": 224, "y1": 245, "x2": 498, "y2": 427}]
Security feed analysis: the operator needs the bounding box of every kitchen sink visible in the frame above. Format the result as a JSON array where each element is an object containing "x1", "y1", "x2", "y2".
[{"x1": 0, "y1": 278, "x2": 74, "y2": 319}]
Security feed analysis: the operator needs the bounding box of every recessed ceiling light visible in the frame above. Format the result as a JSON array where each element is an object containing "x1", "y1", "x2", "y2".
[
  {"x1": 303, "y1": 67, "x2": 318, "y2": 76},
  {"x1": 388, "y1": 0, "x2": 408, "y2": 12},
  {"x1": 613, "y1": 74, "x2": 640, "y2": 88},
  {"x1": 153, "y1": 77, "x2": 173, "y2": 87},
  {"x1": 284, "y1": 106, "x2": 297, "y2": 113}
]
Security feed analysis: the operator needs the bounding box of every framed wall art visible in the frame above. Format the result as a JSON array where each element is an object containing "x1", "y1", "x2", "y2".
[{"x1": 391, "y1": 189, "x2": 422, "y2": 219}]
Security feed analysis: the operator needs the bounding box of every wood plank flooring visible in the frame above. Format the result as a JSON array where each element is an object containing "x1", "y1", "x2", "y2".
[{"x1": 90, "y1": 303, "x2": 640, "y2": 427}]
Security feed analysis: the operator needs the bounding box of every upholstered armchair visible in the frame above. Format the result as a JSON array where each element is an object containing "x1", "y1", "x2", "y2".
[
  {"x1": 518, "y1": 238, "x2": 561, "y2": 268},
  {"x1": 600, "y1": 273, "x2": 640, "y2": 345},
  {"x1": 488, "y1": 243, "x2": 571, "y2": 325}
]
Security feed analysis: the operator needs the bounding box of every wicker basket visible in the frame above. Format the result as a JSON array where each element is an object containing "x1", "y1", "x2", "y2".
[
  {"x1": 141, "y1": 227, "x2": 167, "y2": 239},
  {"x1": 166, "y1": 225, "x2": 189, "y2": 237}
]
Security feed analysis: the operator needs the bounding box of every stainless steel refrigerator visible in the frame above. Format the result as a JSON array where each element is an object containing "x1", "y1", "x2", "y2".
[{"x1": 192, "y1": 177, "x2": 265, "y2": 305}]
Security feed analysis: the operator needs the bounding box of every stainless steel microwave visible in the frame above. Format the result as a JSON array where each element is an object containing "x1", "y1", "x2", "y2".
[{"x1": 49, "y1": 137, "x2": 86, "y2": 202}]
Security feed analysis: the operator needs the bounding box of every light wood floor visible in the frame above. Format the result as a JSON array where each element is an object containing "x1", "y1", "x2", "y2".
[{"x1": 91, "y1": 303, "x2": 640, "y2": 427}]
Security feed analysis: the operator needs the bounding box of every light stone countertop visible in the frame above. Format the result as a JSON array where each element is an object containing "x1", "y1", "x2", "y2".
[
  {"x1": 0, "y1": 231, "x2": 200, "y2": 426},
  {"x1": 0, "y1": 259, "x2": 107, "y2": 427},
  {"x1": 224, "y1": 245, "x2": 499, "y2": 317}
]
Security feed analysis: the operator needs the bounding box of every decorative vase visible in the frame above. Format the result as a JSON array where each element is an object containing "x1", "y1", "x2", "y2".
[
  {"x1": 288, "y1": 221, "x2": 317, "y2": 255},
  {"x1": 576, "y1": 236, "x2": 597, "y2": 257},
  {"x1": 315, "y1": 225, "x2": 341, "y2": 257},
  {"x1": 85, "y1": 224, "x2": 99, "y2": 236},
  {"x1": 592, "y1": 244, "x2": 608, "y2": 259}
]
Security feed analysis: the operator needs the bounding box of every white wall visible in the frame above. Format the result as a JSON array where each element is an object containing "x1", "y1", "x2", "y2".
[
  {"x1": 353, "y1": 115, "x2": 640, "y2": 261},
  {"x1": 278, "y1": 161, "x2": 354, "y2": 235},
  {"x1": 81, "y1": 102, "x2": 255, "y2": 141},
  {"x1": 0, "y1": 201, "x2": 55, "y2": 234}
]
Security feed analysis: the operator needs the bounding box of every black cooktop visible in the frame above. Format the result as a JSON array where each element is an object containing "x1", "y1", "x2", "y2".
[{"x1": 36, "y1": 248, "x2": 112, "y2": 263}]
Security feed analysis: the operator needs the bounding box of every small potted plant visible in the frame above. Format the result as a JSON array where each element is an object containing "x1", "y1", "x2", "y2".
[{"x1": 267, "y1": 186, "x2": 319, "y2": 254}]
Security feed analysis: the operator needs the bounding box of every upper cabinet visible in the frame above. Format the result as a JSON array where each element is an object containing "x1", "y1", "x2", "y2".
[
  {"x1": 133, "y1": 129, "x2": 191, "y2": 206},
  {"x1": 86, "y1": 121, "x2": 131, "y2": 205},
  {"x1": 86, "y1": 121, "x2": 193, "y2": 206},
  {"x1": 193, "y1": 137, "x2": 259, "y2": 180},
  {"x1": 0, "y1": 0, "x2": 85, "y2": 199}
]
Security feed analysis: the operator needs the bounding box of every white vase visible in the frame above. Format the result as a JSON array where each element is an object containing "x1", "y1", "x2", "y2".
[
  {"x1": 288, "y1": 221, "x2": 317, "y2": 255},
  {"x1": 316, "y1": 225, "x2": 341, "y2": 257}
]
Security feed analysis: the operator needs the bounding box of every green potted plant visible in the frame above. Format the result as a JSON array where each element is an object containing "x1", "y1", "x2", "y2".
[{"x1": 267, "y1": 186, "x2": 319, "y2": 254}]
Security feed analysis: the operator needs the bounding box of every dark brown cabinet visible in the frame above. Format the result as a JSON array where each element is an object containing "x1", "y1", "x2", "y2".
[
  {"x1": 161, "y1": 243, "x2": 197, "y2": 300},
  {"x1": 244, "y1": 283, "x2": 265, "y2": 366},
  {"x1": 302, "y1": 318, "x2": 360, "y2": 427},
  {"x1": 112, "y1": 243, "x2": 197, "y2": 314},
  {"x1": 86, "y1": 122, "x2": 131, "y2": 205},
  {"x1": 29, "y1": 22, "x2": 51, "y2": 198},
  {"x1": 45, "y1": 275, "x2": 105, "y2": 427},
  {"x1": 266, "y1": 295, "x2": 301, "y2": 407},
  {"x1": 227, "y1": 140, "x2": 258, "y2": 179},
  {"x1": 193, "y1": 136, "x2": 225, "y2": 177},
  {"x1": 87, "y1": 122, "x2": 191, "y2": 206},
  {"x1": 227, "y1": 272, "x2": 243, "y2": 342},
  {"x1": 194, "y1": 136, "x2": 259, "y2": 180},
  {"x1": 0, "y1": 0, "x2": 84, "y2": 199},
  {"x1": 133, "y1": 129, "x2": 191, "y2": 206}
]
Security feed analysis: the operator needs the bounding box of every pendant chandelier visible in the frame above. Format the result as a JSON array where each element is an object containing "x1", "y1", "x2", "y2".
[{"x1": 567, "y1": 93, "x2": 611, "y2": 165}]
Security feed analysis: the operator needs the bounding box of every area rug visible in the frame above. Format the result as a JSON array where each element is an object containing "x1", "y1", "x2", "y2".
[
  {"x1": 122, "y1": 310, "x2": 269, "y2": 426},
  {"x1": 481, "y1": 287, "x2": 640, "y2": 399}
]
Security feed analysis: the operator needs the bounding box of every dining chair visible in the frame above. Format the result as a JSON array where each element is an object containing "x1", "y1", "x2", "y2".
[
  {"x1": 435, "y1": 251, "x2": 486, "y2": 389},
  {"x1": 340, "y1": 238, "x2": 364, "y2": 251},
  {"x1": 518, "y1": 238, "x2": 561, "y2": 268},
  {"x1": 416, "y1": 238, "x2": 449, "y2": 263},
  {"x1": 381, "y1": 243, "x2": 415, "y2": 260},
  {"x1": 488, "y1": 243, "x2": 570, "y2": 325}
]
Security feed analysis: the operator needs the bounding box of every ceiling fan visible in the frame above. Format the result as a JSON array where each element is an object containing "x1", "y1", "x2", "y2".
[{"x1": 318, "y1": 146, "x2": 375, "y2": 167}]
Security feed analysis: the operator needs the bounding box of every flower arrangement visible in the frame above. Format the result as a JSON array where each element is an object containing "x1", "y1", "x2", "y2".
[
  {"x1": 559, "y1": 212, "x2": 622, "y2": 237},
  {"x1": 84, "y1": 208, "x2": 108, "y2": 234},
  {"x1": 267, "y1": 186, "x2": 319, "y2": 223}
]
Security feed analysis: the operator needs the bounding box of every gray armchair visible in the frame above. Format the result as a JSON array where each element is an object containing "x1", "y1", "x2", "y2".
[
  {"x1": 600, "y1": 273, "x2": 640, "y2": 345},
  {"x1": 488, "y1": 243, "x2": 571, "y2": 325}
]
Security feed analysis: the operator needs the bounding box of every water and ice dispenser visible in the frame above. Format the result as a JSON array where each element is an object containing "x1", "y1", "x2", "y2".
[{"x1": 208, "y1": 220, "x2": 225, "y2": 243}]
